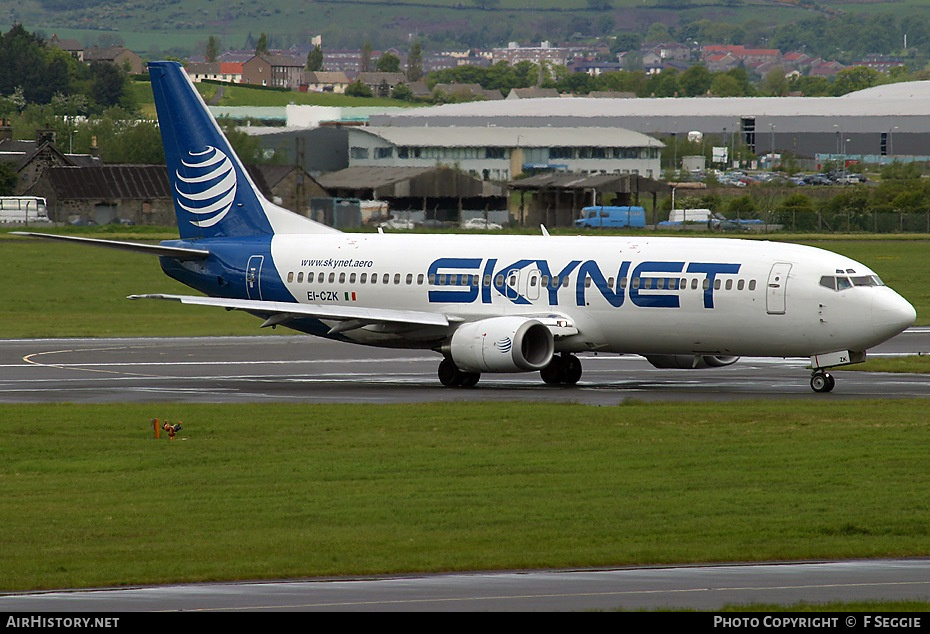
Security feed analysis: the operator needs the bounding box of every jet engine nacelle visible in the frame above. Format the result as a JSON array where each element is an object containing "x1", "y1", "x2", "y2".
[
  {"x1": 448, "y1": 317, "x2": 555, "y2": 373},
  {"x1": 644, "y1": 354, "x2": 740, "y2": 369}
]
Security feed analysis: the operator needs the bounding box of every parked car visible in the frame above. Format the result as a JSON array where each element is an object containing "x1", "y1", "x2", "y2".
[
  {"x1": 803, "y1": 174, "x2": 833, "y2": 186},
  {"x1": 836, "y1": 174, "x2": 866, "y2": 185},
  {"x1": 462, "y1": 218, "x2": 502, "y2": 230},
  {"x1": 379, "y1": 218, "x2": 415, "y2": 230}
]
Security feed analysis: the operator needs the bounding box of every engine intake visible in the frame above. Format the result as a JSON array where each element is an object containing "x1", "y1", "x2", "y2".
[
  {"x1": 448, "y1": 317, "x2": 555, "y2": 373},
  {"x1": 644, "y1": 354, "x2": 740, "y2": 369}
]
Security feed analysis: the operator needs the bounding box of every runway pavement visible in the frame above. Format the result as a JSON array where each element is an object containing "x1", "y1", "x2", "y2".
[
  {"x1": 3, "y1": 559, "x2": 930, "y2": 612},
  {"x1": 1, "y1": 328, "x2": 929, "y2": 404}
]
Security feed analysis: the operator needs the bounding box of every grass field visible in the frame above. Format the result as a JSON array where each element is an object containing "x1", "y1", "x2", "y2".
[
  {"x1": 2, "y1": 400, "x2": 929, "y2": 592},
  {"x1": 0, "y1": 233, "x2": 268, "y2": 337}
]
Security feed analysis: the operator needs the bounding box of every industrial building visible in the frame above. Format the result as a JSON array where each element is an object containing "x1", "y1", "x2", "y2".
[
  {"x1": 345, "y1": 126, "x2": 664, "y2": 181},
  {"x1": 366, "y1": 81, "x2": 930, "y2": 165}
]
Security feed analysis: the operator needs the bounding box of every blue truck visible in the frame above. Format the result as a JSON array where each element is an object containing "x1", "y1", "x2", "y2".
[{"x1": 574, "y1": 205, "x2": 646, "y2": 228}]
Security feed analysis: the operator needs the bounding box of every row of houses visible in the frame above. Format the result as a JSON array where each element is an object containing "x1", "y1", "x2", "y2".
[
  {"x1": 187, "y1": 59, "x2": 508, "y2": 100},
  {"x1": 47, "y1": 31, "x2": 889, "y2": 100},
  {"x1": 186, "y1": 57, "x2": 412, "y2": 96},
  {"x1": 699, "y1": 44, "x2": 851, "y2": 78},
  {"x1": 48, "y1": 35, "x2": 146, "y2": 74},
  {"x1": 185, "y1": 39, "x2": 866, "y2": 96},
  {"x1": 185, "y1": 48, "x2": 862, "y2": 99}
]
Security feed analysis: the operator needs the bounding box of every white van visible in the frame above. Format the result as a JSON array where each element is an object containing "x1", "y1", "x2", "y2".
[
  {"x1": 0, "y1": 197, "x2": 51, "y2": 223},
  {"x1": 667, "y1": 208, "x2": 713, "y2": 223}
]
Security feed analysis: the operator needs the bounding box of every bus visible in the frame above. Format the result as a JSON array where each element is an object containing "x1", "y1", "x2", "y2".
[{"x1": 0, "y1": 197, "x2": 50, "y2": 224}]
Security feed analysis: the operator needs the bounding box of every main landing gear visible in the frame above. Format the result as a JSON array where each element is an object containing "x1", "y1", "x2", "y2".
[
  {"x1": 540, "y1": 353, "x2": 582, "y2": 386},
  {"x1": 810, "y1": 369, "x2": 836, "y2": 393},
  {"x1": 436, "y1": 353, "x2": 584, "y2": 388},
  {"x1": 438, "y1": 358, "x2": 480, "y2": 388}
]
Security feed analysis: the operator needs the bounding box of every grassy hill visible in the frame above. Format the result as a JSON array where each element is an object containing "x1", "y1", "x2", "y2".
[{"x1": 15, "y1": 0, "x2": 916, "y2": 58}]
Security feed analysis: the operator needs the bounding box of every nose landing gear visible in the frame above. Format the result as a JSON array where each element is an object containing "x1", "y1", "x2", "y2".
[{"x1": 810, "y1": 370, "x2": 836, "y2": 393}]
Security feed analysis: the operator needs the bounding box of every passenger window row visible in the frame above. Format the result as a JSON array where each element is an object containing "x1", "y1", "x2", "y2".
[{"x1": 286, "y1": 271, "x2": 759, "y2": 293}]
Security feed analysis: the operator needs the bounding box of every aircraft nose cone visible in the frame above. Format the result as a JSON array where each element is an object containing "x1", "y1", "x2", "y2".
[{"x1": 872, "y1": 291, "x2": 917, "y2": 340}]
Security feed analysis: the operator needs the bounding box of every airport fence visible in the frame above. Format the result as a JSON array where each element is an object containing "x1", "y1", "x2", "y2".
[{"x1": 766, "y1": 210, "x2": 930, "y2": 234}]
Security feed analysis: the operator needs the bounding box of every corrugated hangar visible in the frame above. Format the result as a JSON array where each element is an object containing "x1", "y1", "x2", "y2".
[
  {"x1": 316, "y1": 165, "x2": 507, "y2": 225},
  {"x1": 369, "y1": 81, "x2": 930, "y2": 162},
  {"x1": 510, "y1": 173, "x2": 670, "y2": 227}
]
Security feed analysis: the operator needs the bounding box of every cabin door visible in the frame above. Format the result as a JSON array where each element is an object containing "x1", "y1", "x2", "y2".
[
  {"x1": 766, "y1": 262, "x2": 792, "y2": 315},
  {"x1": 246, "y1": 255, "x2": 264, "y2": 300}
]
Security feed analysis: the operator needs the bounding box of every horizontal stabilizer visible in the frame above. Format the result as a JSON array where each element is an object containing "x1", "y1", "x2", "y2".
[
  {"x1": 11, "y1": 232, "x2": 210, "y2": 260},
  {"x1": 129, "y1": 294, "x2": 451, "y2": 328}
]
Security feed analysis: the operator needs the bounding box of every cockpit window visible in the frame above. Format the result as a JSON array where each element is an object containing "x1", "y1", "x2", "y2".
[
  {"x1": 820, "y1": 274, "x2": 884, "y2": 292},
  {"x1": 851, "y1": 275, "x2": 883, "y2": 287}
]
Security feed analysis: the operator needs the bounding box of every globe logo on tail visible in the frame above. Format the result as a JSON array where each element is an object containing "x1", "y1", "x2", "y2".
[{"x1": 174, "y1": 146, "x2": 237, "y2": 228}]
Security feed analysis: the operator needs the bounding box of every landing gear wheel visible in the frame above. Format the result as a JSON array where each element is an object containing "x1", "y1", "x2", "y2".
[
  {"x1": 562, "y1": 354, "x2": 582, "y2": 385},
  {"x1": 540, "y1": 359, "x2": 563, "y2": 385},
  {"x1": 460, "y1": 372, "x2": 480, "y2": 388},
  {"x1": 438, "y1": 359, "x2": 480, "y2": 388},
  {"x1": 810, "y1": 371, "x2": 836, "y2": 393},
  {"x1": 540, "y1": 354, "x2": 583, "y2": 386},
  {"x1": 438, "y1": 358, "x2": 460, "y2": 387}
]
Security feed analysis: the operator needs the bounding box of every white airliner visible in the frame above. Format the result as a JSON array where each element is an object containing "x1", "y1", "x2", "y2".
[{"x1": 16, "y1": 61, "x2": 917, "y2": 393}]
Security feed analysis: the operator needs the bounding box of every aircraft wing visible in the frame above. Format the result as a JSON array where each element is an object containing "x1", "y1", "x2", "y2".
[
  {"x1": 129, "y1": 294, "x2": 453, "y2": 333},
  {"x1": 11, "y1": 232, "x2": 210, "y2": 260}
]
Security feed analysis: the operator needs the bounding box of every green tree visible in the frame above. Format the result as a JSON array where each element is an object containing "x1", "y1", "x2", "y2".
[
  {"x1": 306, "y1": 45, "x2": 323, "y2": 71},
  {"x1": 360, "y1": 42, "x2": 372, "y2": 73},
  {"x1": 0, "y1": 25, "x2": 80, "y2": 105},
  {"x1": 206, "y1": 36, "x2": 220, "y2": 63},
  {"x1": 611, "y1": 33, "x2": 643, "y2": 55},
  {"x1": 760, "y1": 66, "x2": 788, "y2": 97},
  {"x1": 255, "y1": 33, "x2": 269, "y2": 56},
  {"x1": 880, "y1": 162, "x2": 922, "y2": 181},
  {"x1": 595, "y1": 69, "x2": 646, "y2": 95},
  {"x1": 391, "y1": 82, "x2": 414, "y2": 101},
  {"x1": 89, "y1": 62, "x2": 128, "y2": 111},
  {"x1": 559, "y1": 71, "x2": 594, "y2": 95},
  {"x1": 0, "y1": 87, "x2": 26, "y2": 115},
  {"x1": 345, "y1": 80, "x2": 372, "y2": 98},
  {"x1": 723, "y1": 67, "x2": 755, "y2": 96},
  {"x1": 775, "y1": 193, "x2": 816, "y2": 231},
  {"x1": 645, "y1": 68, "x2": 680, "y2": 97},
  {"x1": 376, "y1": 52, "x2": 401, "y2": 73},
  {"x1": 709, "y1": 73, "x2": 743, "y2": 97},
  {"x1": 406, "y1": 42, "x2": 424, "y2": 82},
  {"x1": 725, "y1": 194, "x2": 758, "y2": 218},
  {"x1": 0, "y1": 162, "x2": 17, "y2": 195},
  {"x1": 678, "y1": 64, "x2": 712, "y2": 97},
  {"x1": 50, "y1": 92, "x2": 89, "y2": 117},
  {"x1": 645, "y1": 22, "x2": 670, "y2": 43},
  {"x1": 788, "y1": 75, "x2": 831, "y2": 97},
  {"x1": 831, "y1": 66, "x2": 882, "y2": 96}
]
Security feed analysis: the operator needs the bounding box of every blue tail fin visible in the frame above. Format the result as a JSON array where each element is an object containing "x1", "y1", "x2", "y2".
[{"x1": 149, "y1": 61, "x2": 338, "y2": 239}]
